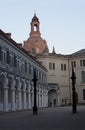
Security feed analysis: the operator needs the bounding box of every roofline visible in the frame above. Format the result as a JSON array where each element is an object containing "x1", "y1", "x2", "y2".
[{"x1": 0, "y1": 29, "x2": 47, "y2": 71}]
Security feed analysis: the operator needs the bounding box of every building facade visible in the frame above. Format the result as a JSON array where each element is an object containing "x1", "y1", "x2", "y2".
[
  {"x1": 0, "y1": 30, "x2": 48, "y2": 112},
  {"x1": 23, "y1": 14, "x2": 85, "y2": 107}
]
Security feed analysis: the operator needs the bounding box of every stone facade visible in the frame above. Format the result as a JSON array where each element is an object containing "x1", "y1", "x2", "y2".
[
  {"x1": 0, "y1": 29, "x2": 48, "y2": 112},
  {"x1": 23, "y1": 14, "x2": 85, "y2": 107}
]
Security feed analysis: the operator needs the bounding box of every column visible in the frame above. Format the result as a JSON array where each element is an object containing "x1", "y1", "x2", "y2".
[
  {"x1": 11, "y1": 88, "x2": 16, "y2": 111},
  {"x1": 28, "y1": 82, "x2": 31, "y2": 109},
  {"x1": 18, "y1": 81, "x2": 22, "y2": 110},
  {"x1": 36, "y1": 86, "x2": 38, "y2": 107},
  {"x1": 46, "y1": 90, "x2": 48, "y2": 107},
  {"x1": 22, "y1": 81, "x2": 26, "y2": 109},
  {"x1": 43, "y1": 88, "x2": 45, "y2": 107},
  {"x1": 11, "y1": 80, "x2": 16, "y2": 111},
  {"x1": 32, "y1": 83, "x2": 34, "y2": 107},
  {"x1": 39, "y1": 88, "x2": 41, "y2": 107},
  {"x1": 23, "y1": 84, "x2": 26, "y2": 109},
  {"x1": 57, "y1": 91, "x2": 60, "y2": 106},
  {"x1": 23, "y1": 91, "x2": 26, "y2": 109},
  {"x1": 42, "y1": 88, "x2": 43, "y2": 107},
  {"x1": 3, "y1": 77, "x2": 8, "y2": 112},
  {"x1": 4, "y1": 87, "x2": 8, "y2": 112}
]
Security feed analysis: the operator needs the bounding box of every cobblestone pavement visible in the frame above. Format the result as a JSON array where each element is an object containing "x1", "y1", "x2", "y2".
[{"x1": 0, "y1": 106, "x2": 85, "y2": 130}]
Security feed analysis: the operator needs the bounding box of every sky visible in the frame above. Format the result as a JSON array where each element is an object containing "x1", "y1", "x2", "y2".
[{"x1": 0, "y1": 0, "x2": 85, "y2": 54}]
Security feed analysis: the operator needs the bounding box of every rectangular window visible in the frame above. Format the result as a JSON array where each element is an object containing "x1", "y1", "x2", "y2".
[
  {"x1": 6, "y1": 49, "x2": 10, "y2": 64},
  {"x1": 80, "y1": 60, "x2": 82, "y2": 67},
  {"x1": 83, "y1": 89, "x2": 85, "y2": 100},
  {"x1": 17, "y1": 59, "x2": 20, "y2": 69},
  {"x1": 29, "y1": 64, "x2": 31, "y2": 74},
  {"x1": 81, "y1": 71, "x2": 85, "y2": 83},
  {"x1": 61, "y1": 64, "x2": 63, "y2": 71},
  {"x1": 53, "y1": 63, "x2": 55, "y2": 70},
  {"x1": 64, "y1": 64, "x2": 66, "y2": 71},
  {"x1": 80, "y1": 60, "x2": 85, "y2": 67},
  {"x1": 49, "y1": 63, "x2": 51, "y2": 70},
  {"x1": 74, "y1": 61, "x2": 76, "y2": 68},
  {"x1": 3, "y1": 51, "x2": 6, "y2": 64},
  {"x1": 25, "y1": 62, "x2": 27, "y2": 73},
  {"x1": 83, "y1": 60, "x2": 85, "y2": 66},
  {"x1": 71, "y1": 62, "x2": 73, "y2": 67},
  {"x1": 14, "y1": 54, "x2": 17, "y2": 67},
  {"x1": 0, "y1": 46, "x2": 2, "y2": 61},
  {"x1": 71, "y1": 61, "x2": 76, "y2": 68}
]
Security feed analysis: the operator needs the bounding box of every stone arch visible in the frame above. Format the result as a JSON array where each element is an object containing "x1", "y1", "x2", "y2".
[
  {"x1": 7, "y1": 76, "x2": 15, "y2": 111},
  {"x1": 0, "y1": 72, "x2": 8, "y2": 86},
  {"x1": 48, "y1": 89, "x2": 57, "y2": 107},
  {"x1": 21, "y1": 79, "x2": 26, "y2": 109},
  {"x1": 25, "y1": 82, "x2": 29, "y2": 108},
  {"x1": 15, "y1": 78, "x2": 21, "y2": 110},
  {"x1": 0, "y1": 72, "x2": 8, "y2": 111}
]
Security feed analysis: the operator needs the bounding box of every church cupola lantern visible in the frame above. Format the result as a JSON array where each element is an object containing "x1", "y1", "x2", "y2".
[{"x1": 30, "y1": 13, "x2": 41, "y2": 37}]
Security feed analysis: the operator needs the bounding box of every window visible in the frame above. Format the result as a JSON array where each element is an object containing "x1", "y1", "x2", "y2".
[
  {"x1": 61, "y1": 64, "x2": 66, "y2": 71},
  {"x1": 34, "y1": 25, "x2": 37, "y2": 32},
  {"x1": 6, "y1": 49, "x2": 10, "y2": 64},
  {"x1": 0, "y1": 46, "x2": 2, "y2": 61},
  {"x1": 2, "y1": 51, "x2": 6, "y2": 64},
  {"x1": 83, "y1": 89, "x2": 85, "y2": 100},
  {"x1": 17, "y1": 59, "x2": 20, "y2": 69},
  {"x1": 53, "y1": 63, "x2": 55, "y2": 70},
  {"x1": 74, "y1": 61, "x2": 76, "y2": 68},
  {"x1": 25, "y1": 62, "x2": 27, "y2": 73},
  {"x1": 80, "y1": 60, "x2": 82, "y2": 67},
  {"x1": 71, "y1": 61, "x2": 76, "y2": 68},
  {"x1": 81, "y1": 71, "x2": 85, "y2": 83},
  {"x1": 49, "y1": 63, "x2": 55, "y2": 70},
  {"x1": 80, "y1": 60, "x2": 85, "y2": 67},
  {"x1": 64, "y1": 64, "x2": 66, "y2": 71},
  {"x1": 49, "y1": 63, "x2": 51, "y2": 70},
  {"x1": 29, "y1": 64, "x2": 31, "y2": 74},
  {"x1": 14, "y1": 54, "x2": 17, "y2": 67},
  {"x1": 61, "y1": 64, "x2": 63, "y2": 71},
  {"x1": 83, "y1": 60, "x2": 85, "y2": 66}
]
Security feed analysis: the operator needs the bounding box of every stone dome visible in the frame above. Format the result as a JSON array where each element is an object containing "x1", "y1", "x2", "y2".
[
  {"x1": 24, "y1": 37, "x2": 48, "y2": 54},
  {"x1": 23, "y1": 14, "x2": 49, "y2": 55}
]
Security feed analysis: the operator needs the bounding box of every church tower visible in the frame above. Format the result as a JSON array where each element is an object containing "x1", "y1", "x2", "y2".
[
  {"x1": 23, "y1": 14, "x2": 49, "y2": 55},
  {"x1": 30, "y1": 13, "x2": 41, "y2": 37}
]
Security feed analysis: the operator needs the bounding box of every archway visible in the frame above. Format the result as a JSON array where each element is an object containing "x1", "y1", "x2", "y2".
[
  {"x1": 15, "y1": 78, "x2": 20, "y2": 110},
  {"x1": 48, "y1": 89, "x2": 57, "y2": 107},
  {"x1": 0, "y1": 72, "x2": 8, "y2": 111},
  {"x1": 0, "y1": 75, "x2": 4, "y2": 111}
]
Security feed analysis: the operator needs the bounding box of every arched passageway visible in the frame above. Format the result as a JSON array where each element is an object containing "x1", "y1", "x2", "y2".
[{"x1": 48, "y1": 89, "x2": 58, "y2": 107}]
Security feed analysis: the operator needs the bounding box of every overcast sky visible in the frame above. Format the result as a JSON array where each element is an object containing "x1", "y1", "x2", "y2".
[{"x1": 0, "y1": 0, "x2": 85, "y2": 54}]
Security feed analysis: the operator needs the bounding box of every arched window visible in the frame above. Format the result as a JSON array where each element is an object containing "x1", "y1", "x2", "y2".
[
  {"x1": 81, "y1": 71, "x2": 85, "y2": 83},
  {"x1": 34, "y1": 24, "x2": 37, "y2": 32}
]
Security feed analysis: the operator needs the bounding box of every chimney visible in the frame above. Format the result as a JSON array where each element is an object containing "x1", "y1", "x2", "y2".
[
  {"x1": 5, "y1": 33, "x2": 11, "y2": 38},
  {"x1": 17, "y1": 43, "x2": 22, "y2": 48}
]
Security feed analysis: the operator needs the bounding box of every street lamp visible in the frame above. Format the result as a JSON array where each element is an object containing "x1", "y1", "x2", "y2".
[
  {"x1": 32, "y1": 68, "x2": 38, "y2": 115},
  {"x1": 71, "y1": 65, "x2": 77, "y2": 113}
]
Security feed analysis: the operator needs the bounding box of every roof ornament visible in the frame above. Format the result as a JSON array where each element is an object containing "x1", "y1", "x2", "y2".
[
  {"x1": 52, "y1": 46, "x2": 56, "y2": 54},
  {"x1": 34, "y1": 10, "x2": 36, "y2": 16}
]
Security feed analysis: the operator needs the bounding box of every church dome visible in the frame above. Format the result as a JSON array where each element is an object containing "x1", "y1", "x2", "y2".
[
  {"x1": 23, "y1": 14, "x2": 49, "y2": 55},
  {"x1": 24, "y1": 37, "x2": 48, "y2": 54}
]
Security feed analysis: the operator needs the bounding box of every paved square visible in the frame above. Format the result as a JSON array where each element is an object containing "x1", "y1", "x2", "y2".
[{"x1": 0, "y1": 106, "x2": 85, "y2": 130}]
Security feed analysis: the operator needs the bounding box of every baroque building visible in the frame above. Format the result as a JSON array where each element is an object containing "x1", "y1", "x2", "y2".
[
  {"x1": 23, "y1": 13, "x2": 49, "y2": 55},
  {"x1": 23, "y1": 14, "x2": 85, "y2": 107},
  {"x1": 0, "y1": 29, "x2": 48, "y2": 112}
]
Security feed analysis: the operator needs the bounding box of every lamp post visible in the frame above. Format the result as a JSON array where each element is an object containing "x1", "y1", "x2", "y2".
[
  {"x1": 71, "y1": 66, "x2": 77, "y2": 113},
  {"x1": 32, "y1": 68, "x2": 38, "y2": 115}
]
